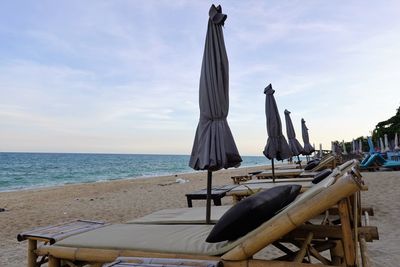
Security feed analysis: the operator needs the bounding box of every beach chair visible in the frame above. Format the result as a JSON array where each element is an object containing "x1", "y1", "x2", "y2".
[
  {"x1": 359, "y1": 154, "x2": 386, "y2": 171},
  {"x1": 382, "y1": 160, "x2": 400, "y2": 170},
  {"x1": 227, "y1": 160, "x2": 356, "y2": 202},
  {"x1": 360, "y1": 153, "x2": 400, "y2": 171},
  {"x1": 254, "y1": 155, "x2": 339, "y2": 180},
  {"x1": 18, "y1": 163, "x2": 376, "y2": 267},
  {"x1": 307, "y1": 155, "x2": 338, "y2": 172}
]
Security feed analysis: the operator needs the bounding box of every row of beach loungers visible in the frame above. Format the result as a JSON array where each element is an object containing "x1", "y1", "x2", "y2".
[
  {"x1": 359, "y1": 153, "x2": 400, "y2": 171},
  {"x1": 18, "y1": 158, "x2": 378, "y2": 267},
  {"x1": 186, "y1": 155, "x2": 338, "y2": 206}
]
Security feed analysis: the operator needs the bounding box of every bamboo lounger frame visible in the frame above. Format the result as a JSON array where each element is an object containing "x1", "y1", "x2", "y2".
[{"x1": 20, "y1": 162, "x2": 376, "y2": 267}]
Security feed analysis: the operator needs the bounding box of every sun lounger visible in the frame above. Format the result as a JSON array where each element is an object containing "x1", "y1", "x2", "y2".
[
  {"x1": 360, "y1": 153, "x2": 400, "y2": 171},
  {"x1": 235, "y1": 160, "x2": 357, "y2": 200},
  {"x1": 19, "y1": 162, "x2": 375, "y2": 267},
  {"x1": 382, "y1": 160, "x2": 400, "y2": 170},
  {"x1": 360, "y1": 153, "x2": 386, "y2": 171},
  {"x1": 254, "y1": 155, "x2": 339, "y2": 180}
]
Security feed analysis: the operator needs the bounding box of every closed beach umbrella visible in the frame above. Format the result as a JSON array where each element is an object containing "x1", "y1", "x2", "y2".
[
  {"x1": 284, "y1": 109, "x2": 303, "y2": 166},
  {"x1": 263, "y1": 84, "x2": 292, "y2": 181},
  {"x1": 367, "y1": 136, "x2": 375, "y2": 154},
  {"x1": 395, "y1": 133, "x2": 399, "y2": 151},
  {"x1": 301, "y1": 118, "x2": 315, "y2": 155},
  {"x1": 352, "y1": 139, "x2": 356, "y2": 154},
  {"x1": 189, "y1": 5, "x2": 242, "y2": 224},
  {"x1": 342, "y1": 140, "x2": 348, "y2": 155},
  {"x1": 359, "y1": 139, "x2": 363, "y2": 154},
  {"x1": 379, "y1": 137, "x2": 384, "y2": 152},
  {"x1": 384, "y1": 134, "x2": 390, "y2": 152},
  {"x1": 319, "y1": 143, "x2": 323, "y2": 158}
]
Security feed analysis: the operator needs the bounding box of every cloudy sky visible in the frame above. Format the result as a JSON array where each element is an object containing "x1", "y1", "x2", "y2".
[{"x1": 1, "y1": 0, "x2": 399, "y2": 155}]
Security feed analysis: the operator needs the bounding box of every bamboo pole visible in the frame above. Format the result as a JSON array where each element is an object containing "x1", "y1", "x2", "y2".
[
  {"x1": 294, "y1": 232, "x2": 313, "y2": 262},
  {"x1": 206, "y1": 170, "x2": 212, "y2": 224},
  {"x1": 48, "y1": 255, "x2": 60, "y2": 267},
  {"x1": 27, "y1": 239, "x2": 37, "y2": 267},
  {"x1": 338, "y1": 199, "x2": 356, "y2": 267},
  {"x1": 359, "y1": 236, "x2": 371, "y2": 267},
  {"x1": 35, "y1": 246, "x2": 332, "y2": 267},
  {"x1": 271, "y1": 159, "x2": 275, "y2": 183},
  {"x1": 329, "y1": 240, "x2": 343, "y2": 266}
]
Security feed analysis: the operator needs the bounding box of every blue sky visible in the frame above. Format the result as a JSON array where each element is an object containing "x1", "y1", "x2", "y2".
[{"x1": 1, "y1": 1, "x2": 399, "y2": 155}]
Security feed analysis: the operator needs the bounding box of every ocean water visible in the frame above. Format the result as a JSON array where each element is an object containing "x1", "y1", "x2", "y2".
[{"x1": 0, "y1": 153, "x2": 269, "y2": 192}]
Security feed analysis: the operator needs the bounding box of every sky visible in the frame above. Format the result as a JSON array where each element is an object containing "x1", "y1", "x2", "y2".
[{"x1": 1, "y1": 0, "x2": 399, "y2": 156}]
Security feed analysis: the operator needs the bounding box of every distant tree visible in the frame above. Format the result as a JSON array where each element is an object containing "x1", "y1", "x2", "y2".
[{"x1": 372, "y1": 106, "x2": 400, "y2": 142}]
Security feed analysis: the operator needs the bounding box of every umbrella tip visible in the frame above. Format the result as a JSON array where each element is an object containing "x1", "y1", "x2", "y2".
[
  {"x1": 264, "y1": 83, "x2": 273, "y2": 94},
  {"x1": 301, "y1": 118, "x2": 305, "y2": 123},
  {"x1": 284, "y1": 109, "x2": 290, "y2": 114},
  {"x1": 209, "y1": 4, "x2": 227, "y2": 25}
]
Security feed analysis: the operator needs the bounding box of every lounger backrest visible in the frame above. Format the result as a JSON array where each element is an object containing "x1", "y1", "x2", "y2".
[
  {"x1": 222, "y1": 160, "x2": 361, "y2": 260},
  {"x1": 311, "y1": 155, "x2": 335, "y2": 171}
]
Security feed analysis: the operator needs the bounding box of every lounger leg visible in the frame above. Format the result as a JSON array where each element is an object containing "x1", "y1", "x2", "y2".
[
  {"x1": 330, "y1": 240, "x2": 344, "y2": 266},
  {"x1": 359, "y1": 235, "x2": 371, "y2": 267},
  {"x1": 48, "y1": 256, "x2": 60, "y2": 267},
  {"x1": 27, "y1": 239, "x2": 37, "y2": 267},
  {"x1": 338, "y1": 199, "x2": 356, "y2": 267},
  {"x1": 294, "y1": 232, "x2": 313, "y2": 262},
  {"x1": 186, "y1": 197, "x2": 193, "y2": 208},
  {"x1": 213, "y1": 197, "x2": 222, "y2": 206}
]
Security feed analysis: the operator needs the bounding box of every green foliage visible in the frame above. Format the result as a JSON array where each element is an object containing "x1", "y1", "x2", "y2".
[{"x1": 372, "y1": 106, "x2": 400, "y2": 142}]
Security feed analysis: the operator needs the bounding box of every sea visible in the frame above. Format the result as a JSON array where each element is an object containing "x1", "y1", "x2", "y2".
[{"x1": 0, "y1": 153, "x2": 269, "y2": 192}]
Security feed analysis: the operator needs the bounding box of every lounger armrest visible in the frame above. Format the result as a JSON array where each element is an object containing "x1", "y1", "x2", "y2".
[{"x1": 17, "y1": 220, "x2": 109, "y2": 244}]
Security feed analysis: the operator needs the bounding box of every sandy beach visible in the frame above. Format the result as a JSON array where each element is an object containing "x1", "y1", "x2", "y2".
[{"x1": 0, "y1": 166, "x2": 399, "y2": 266}]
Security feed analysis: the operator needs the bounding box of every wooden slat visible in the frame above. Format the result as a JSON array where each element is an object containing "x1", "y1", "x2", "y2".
[
  {"x1": 104, "y1": 257, "x2": 221, "y2": 267},
  {"x1": 308, "y1": 246, "x2": 331, "y2": 265},
  {"x1": 294, "y1": 232, "x2": 313, "y2": 262},
  {"x1": 326, "y1": 207, "x2": 374, "y2": 217},
  {"x1": 282, "y1": 224, "x2": 378, "y2": 242},
  {"x1": 338, "y1": 199, "x2": 356, "y2": 266}
]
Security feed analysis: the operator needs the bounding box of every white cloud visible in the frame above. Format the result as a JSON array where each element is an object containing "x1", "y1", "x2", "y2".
[{"x1": 1, "y1": 1, "x2": 400, "y2": 154}]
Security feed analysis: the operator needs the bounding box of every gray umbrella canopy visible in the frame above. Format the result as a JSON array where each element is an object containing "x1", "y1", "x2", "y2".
[
  {"x1": 189, "y1": 5, "x2": 241, "y2": 223},
  {"x1": 301, "y1": 118, "x2": 315, "y2": 155},
  {"x1": 263, "y1": 84, "x2": 292, "y2": 161},
  {"x1": 189, "y1": 5, "x2": 242, "y2": 171},
  {"x1": 284, "y1": 109, "x2": 304, "y2": 156}
]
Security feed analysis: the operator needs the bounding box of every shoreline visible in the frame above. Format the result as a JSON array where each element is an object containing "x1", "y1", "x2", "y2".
[{"x1": 0, "y1": 162, "x2": 275, "y2": 193}]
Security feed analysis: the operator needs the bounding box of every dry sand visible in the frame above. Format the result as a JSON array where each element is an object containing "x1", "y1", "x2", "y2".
[{"x1": 0, "y1": 165, "x2": 399, "y2": 266}]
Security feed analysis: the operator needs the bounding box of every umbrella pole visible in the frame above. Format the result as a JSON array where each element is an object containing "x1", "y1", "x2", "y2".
[
  {"x1": 206, "y1": 170, "x2": 212, "y2": 224},
  {"x1": 271, "y1": 159, "x2": 275, "y2": 183},
  {"x1": 297, "y1": 155, "x2": 302, "y2": 168}
]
